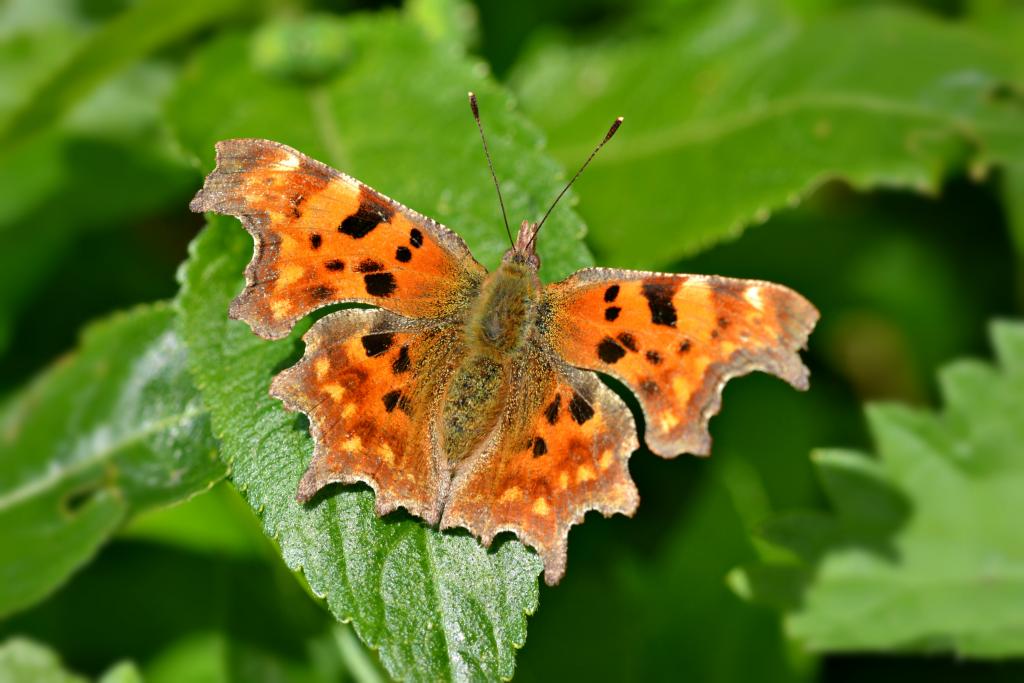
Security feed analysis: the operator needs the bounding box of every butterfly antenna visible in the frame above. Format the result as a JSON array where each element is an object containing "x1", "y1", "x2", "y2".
[
  {"x1": 468, "y1": 92, "x2": 514, "y2": 249},
  {"x1": 527, "y1": 116, "x2": 623, "y2": 252}
]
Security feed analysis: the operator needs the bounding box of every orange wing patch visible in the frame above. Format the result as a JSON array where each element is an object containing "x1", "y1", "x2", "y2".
[
  {"x1": 441, "y1": 353, "x2": 639, "y2": 585},
  {"x1": 190, "y1": 138, "x2": 486, "y2": 339},
  {"x1": 271, "y1": 309, "x2": 462, "y2": 524},
  {"x1": 546, "y1": 268, "x2": 819, "y2": 458}
]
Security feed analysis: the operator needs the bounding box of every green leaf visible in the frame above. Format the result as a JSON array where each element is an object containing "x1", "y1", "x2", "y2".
[
  {"x1": 0, "y1": 0, "x2": 252, "y2": 354},
  {"x1": 967, "y1": 0, "x2": 1024, "y2": 78},
  {"x1": 735, "y1": 320, "x2": 1024, "y2": 657},
  {"x1": 97, "y1": 661, "x2": 143, "y2": 683},
  {"x1": 170, "y1": 8, "x2": 603, "y2": 679},
  {"x1": 0, "y1": 303, "x2": 224, "y2": 618},
  {"x1": 119, "y1": 481, "x2": 269, "y2": 559},
  {"x1": 0, "y1": 5, "x2": 197, "y2": 355},
  {"x1": 0, "y1": 0, "x2": 248, "y2": 144},
  {"x1": 0, "y1": 638, "x2": 88, "y2": 683},
  {"x1": 511, "y1": 2, "x2": 1024, "y2": 267},
  {"x1": 0, "y1": 128, "x2": 195, "y2": 358},
  {"x1": 0, "y1": 2, "x2": 86, "y2": 130},
  {"x1": 958, "y1": 4, "x2": 1024, "y2": 263},
  {"x1": 516, "y1": 365, "x2": 844, "y2": 681},
  {"x1": 0, "y1": 12, "x2": 87, "y2": 353},
  {"x1": 0, "y1": 535, "x2": 358, "y2": 683},
  {"x1": 407, "y1": 0, "x2": 480, "y2": 49},
  {"x1": 1001, "y1": 163, "x2": 1024, "y2": 265},
  {"x1": 517, "y1": 472, "x2": 813, "y2": 682},
  {"x1": 0, "y1": 637, "x2": 138, "y2": 683}
]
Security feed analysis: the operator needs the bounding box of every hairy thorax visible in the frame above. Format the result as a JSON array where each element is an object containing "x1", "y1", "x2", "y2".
[{"x1": 442, "y1": 259, "x2": 542, "y2": 464}]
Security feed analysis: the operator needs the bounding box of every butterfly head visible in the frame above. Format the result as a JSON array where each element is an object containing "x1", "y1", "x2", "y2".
[{"x1": 504, "y1": 219, "x2": 541, "y2": 270}]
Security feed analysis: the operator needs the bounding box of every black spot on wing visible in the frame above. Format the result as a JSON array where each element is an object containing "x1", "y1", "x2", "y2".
[
  {"x1": 604, "y1": 306, "x2": 621, "y2": 321},
  {"x1": 642, "y1": 281, "x2": 679, "y2": 327},
  {"x1": 355, "y1": 259, "x2": 383, "y2": 273},
  {"x1": 616, "y1": 332, "x2": 638, "y2": 352},
  {"x1": 364, "y1": 272, "x2": 397, "y2": 297},
  {"x1": 361, "y1": 333, "x2": 394, "y2": 357},
  {"x1": 604, "y1": 284, "x2": 620, "y2": 302},
  {"x1": 395, "y1": 246, "x2": 412, "y2": 262},
  {"x1": 309, "y1": 285, "x2": 333, "y2": 300},
  {"x1": 568, "y1": 392, "x2": 594, "y2": 425},
  {"x1": 597, "y1": 337, "x2": 627, "y2": 364},
  {"x1": 544, "y1": 394, "x2": 561, "y2": 425},
  {"x1": 310, "y1": 233, "x2": 322, "y2": 249},
  {"x1": 640, "y1": 379, "x2": 660, "y2": 396},
  {"x1": 339, "y1": 208, "x2": 385, "y2": 238},
  {"x1": 645, "y1": 350, "x2": 662, "y2": 365},
  {"x1": 678, "y1": 339, "x2": 691, "y2": 354},
  {"x1": 325, "y1": 259, "x2": 344, "y2": 271},
  {"x1": 392, "y1": 345, "x2": 411, "y2": 374},
  {"x1": 532, "y1": 437, "x2": 548, "y2": 457},
  {"x1": 718, "y1": 316, "x2": 730, "y2": 329},
  {"x1": 409, "y1": 228, "x2": 423, "y2": 248},
  {"x1": 339, "y1": 193, "x2": 393, "y2": 238},
  {"x1": 382, "y1": 390, "x2": 402, "y2": 413}
]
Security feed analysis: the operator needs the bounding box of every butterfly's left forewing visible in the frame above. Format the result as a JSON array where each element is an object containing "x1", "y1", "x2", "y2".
[
  {"x1": 544, "y1": 268, "x2": 819, "y2": 458},
  {"x1": 190, "y1": 138, "x2": 486, "y2": 339}
]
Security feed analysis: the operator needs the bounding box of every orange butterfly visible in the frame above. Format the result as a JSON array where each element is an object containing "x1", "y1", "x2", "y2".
[{"x1": 190, "y1": 94, "x2": 818, "y2": 585}]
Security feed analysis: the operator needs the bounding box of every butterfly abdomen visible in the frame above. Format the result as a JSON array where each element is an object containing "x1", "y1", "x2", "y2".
[
  {"x1": 440, "y1": 261, "x2": 543, "y2": 463},
  {"x1": 441, "y1": 355, "x2": 505, "y2": 464}
]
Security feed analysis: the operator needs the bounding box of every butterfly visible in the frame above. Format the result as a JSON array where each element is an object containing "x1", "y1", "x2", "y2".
[{"x1": 190, "y1": 94, "x2": 819, "y2": 585}]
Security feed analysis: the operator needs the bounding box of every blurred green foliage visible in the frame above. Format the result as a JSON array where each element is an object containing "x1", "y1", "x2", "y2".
[
  {"x1": 735, "y1": 321, "x2": 1024, "y2": 657},
  {"x1": 1, "y1": 0, "x2": 1022, "y2": 681},
  {"x1": 0, "y1": 638, "x2": 140, "y2": 683},
  {"x1": 0, "y1": 303, "x2": 222, "y2": 618}
]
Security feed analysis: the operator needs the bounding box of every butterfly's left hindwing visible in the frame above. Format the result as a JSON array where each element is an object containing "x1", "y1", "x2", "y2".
[
  {"x1": 271, "y1": 308, "x2": 463, "y2": 524},
  {"x1": 544, "y1": 268, "x2": 819, "y2": 458}
]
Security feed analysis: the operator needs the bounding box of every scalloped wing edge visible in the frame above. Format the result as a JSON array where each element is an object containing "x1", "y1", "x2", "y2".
[
  {"x1": 269, "y1": 308, "x2": 448, "y2": 524},
  {"x1": 556, "y1": 267, "x2": 819, "y2": 459},
  {"x1": 189, "y1": 138, "x2": 482, "y2": 340},
  {"x1": 440, "y1": 363, "x2": 641, "y2": 585}
]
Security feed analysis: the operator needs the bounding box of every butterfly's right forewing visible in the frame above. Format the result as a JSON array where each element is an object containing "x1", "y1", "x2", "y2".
[{"x1": 545, "y1": 268, "x2": 819, "y2": 458}]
